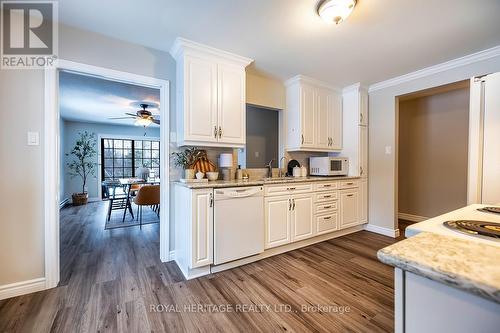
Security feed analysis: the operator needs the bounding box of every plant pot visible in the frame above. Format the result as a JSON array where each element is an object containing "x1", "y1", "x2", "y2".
[
  {"x1": 185, "y1": 168, "x2": 195, "y2": 180},
  {"x1": 72, "y1": 193, "x2": 88, "y2": 206}
]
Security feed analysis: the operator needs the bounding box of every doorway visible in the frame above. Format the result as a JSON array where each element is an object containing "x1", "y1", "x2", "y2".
[
  {"x1": 44, "y1": 60, "x2": 170, "y2": 289},
  {"x1": 396, "y1": 80, "x2": 470, "y2": 235}
]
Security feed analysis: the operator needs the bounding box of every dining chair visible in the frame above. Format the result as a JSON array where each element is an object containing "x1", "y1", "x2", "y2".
[{"x1": 133, "y1": 185, "x2": 160, "y2": 229}]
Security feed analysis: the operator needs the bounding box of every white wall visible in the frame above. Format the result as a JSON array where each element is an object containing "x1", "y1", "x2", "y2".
[
  {"x1": 60, "y1": 120, "x2": 160, "y2": 202},
  {"x1": 368, "y1": 53, "x2": 500, "y2": 231},
  {"x1": 0, "y1": 24, "x2": 175, "y2": 286}
]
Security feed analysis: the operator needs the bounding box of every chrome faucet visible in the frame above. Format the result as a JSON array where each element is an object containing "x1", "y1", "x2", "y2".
[
  {"x1": 278, "y1": 156, "x2": 288, "y2": 177},
  {"x1": 265, "y1": 159, "x2": 274, "y2": 178}
]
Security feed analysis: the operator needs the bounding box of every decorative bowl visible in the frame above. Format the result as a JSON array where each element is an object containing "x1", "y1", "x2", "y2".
[{"x1": 206, "y1": 172, "x2": 219, "y2": 181}]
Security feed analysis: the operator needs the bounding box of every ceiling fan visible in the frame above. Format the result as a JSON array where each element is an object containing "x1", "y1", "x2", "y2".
[{"x1": 109, "y1": 103, "x2": 160, "y2": 127}]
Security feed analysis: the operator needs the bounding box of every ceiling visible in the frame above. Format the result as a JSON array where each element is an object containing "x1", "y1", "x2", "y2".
[
  {"x1": 59, "y1": 71, "x2": 160, "y2": 126},
  {"x1": 58, "y1": 0, "x2": 500, "y2": 87}
]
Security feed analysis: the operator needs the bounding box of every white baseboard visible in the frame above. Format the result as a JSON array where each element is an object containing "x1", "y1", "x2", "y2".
[
  {"x1": 364, "y1": 224, "x2": 400, "y2": 238},
  {"x1": 0, "y1": 278, "x2": 46, "y2": 301},
  {"x1": 398, "y1": 212, "x2": 429, "y2": 223}
]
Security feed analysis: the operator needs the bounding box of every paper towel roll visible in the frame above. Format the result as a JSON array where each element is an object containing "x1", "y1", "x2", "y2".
[{"x1": 219, "y1": 153, "x2": 233, "y2": 168}]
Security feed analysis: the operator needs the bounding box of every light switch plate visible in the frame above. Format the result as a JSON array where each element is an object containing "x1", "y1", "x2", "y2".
[
  {"x1": 27, "y1": 132, "x2": 39, "y2": 146},
  {"x1": 385, "y1": 146, "x2": 392, "y2": 155}
]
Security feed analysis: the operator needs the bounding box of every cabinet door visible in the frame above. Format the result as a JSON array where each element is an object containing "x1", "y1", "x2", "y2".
[
  {"x1": 300, "y1": 85, "x2": 316, "y2": 147},
  {"x1": 184, "y1": 56, "x2": 218, "y2": 142},
  {"x1": 191, "y1": 189, "x2": 213, "y2": 268},
  {"x1": 217, "y1": 63, "x2": 246, "y2": 145},
  {"x1": 359, "y1": 126, "x2": 368, "y2": 177},
  {"x1": 340, "y1": 190, "x2": 360, "y2": 229},
  {"x1": 265, "y1": 195, "x2": 291, "y2": 249},
  {"x1": 360, "y1": 179, "x2": 368, "y2": 224},
  {"x1": 329, "y1": 93, "x2": 343, "y2": 150},
  {"x1": 316, "y1": 89, "x2": 329, "y2": 149},
  {"x1": 291, "y1": 194, "x2": 314, "y2": 241}
]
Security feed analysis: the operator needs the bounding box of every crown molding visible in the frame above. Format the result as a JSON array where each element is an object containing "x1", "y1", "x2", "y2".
[
  {"x1": 285, "y1": 74, "x2": 341, "y2": 92},
  {"x1": 368, "y1": 45, "x2": 500, "y2": 93},
  {"x1": 169, "y1": 37, "x2": 253, "y2": 67}
]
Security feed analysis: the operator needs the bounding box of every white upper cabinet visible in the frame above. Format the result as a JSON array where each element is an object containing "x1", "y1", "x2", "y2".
[
  {"x1": 217, "y1": 63, "x2": 246, "y2": 145},
  {"x1": 285, "y1": 75, "x2": 342, "y2": 152},
  {"x1": 170, "y1": 38, "x2": 253, "y2": 147},
  {"x1": 185, "y1": 56, "x2": 218, "y2": 143}
]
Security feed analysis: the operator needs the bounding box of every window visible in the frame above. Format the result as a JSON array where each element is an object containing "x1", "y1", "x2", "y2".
[{"x1": 101, "y1": 138, "x2": 160, "y2": 180}]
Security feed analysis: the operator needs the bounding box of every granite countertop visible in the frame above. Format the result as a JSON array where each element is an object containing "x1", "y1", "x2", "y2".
[
  {"x1": 377, "y1": 232, "x2": 500, "y2": 304},
  {"x1": 173, "y1": 176, "x2": 360, "y2": 189}
]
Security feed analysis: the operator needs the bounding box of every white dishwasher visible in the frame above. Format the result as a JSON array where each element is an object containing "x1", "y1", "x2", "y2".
[{"x1": 213, "y1": 186, "x2": 264, "y2": 265}]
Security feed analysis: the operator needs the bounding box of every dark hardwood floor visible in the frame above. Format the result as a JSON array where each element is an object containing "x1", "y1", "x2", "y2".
[{"x1": 0, "y1": 201, "x2": 398, "y2": 332}]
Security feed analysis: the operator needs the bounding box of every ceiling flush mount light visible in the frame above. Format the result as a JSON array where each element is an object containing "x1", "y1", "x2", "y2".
[{"x1": 318, "y1": 0, "x2": 356, "y2": 25}]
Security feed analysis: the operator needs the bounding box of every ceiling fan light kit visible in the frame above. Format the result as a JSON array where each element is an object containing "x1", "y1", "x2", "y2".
[{"x1": 318, "y1": 0, "x2": 356, "y2": 25}]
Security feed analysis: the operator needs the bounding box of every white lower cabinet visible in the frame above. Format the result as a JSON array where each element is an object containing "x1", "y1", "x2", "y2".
[
  {"x1": 340, "y1": 189, "x2": 360, "y2": 229},
  {"x1": 265, "y1": 195, "x2": 291, "y2": 249},
  {"x1": 191, "y1": 189, "x2": 214, "y2": 268},
  {"x1": 291, "y1": 194, "x2": 314, "y2": 242}
]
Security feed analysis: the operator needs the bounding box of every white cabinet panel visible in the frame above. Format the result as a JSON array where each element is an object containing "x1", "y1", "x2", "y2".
[
  {"x1": 360, "y1": 178, "x2": 368, "y2": 224},
  {"x1": 482, "y1": 73, "x2": 500, "y2": 204},
  {"x1": 291, "y1": 194, "x2": 314, "y2": 242},
  {"x1": 265, "y1": 195, "x2": 291, "y2": 249},
  {"x1": 185, "y1": 57, "x2": 218, "y2": 143},
  {"x1": 191, "y1": 189, "x2": 213, "y2": 268},
  {"x1": 340, "y1": 189, "x2": 360, "y2": 229},
  {"x1": 217, "y1": 64, "x2": 245, "y2": 145},
  {"x1": 316, "y1": 89, "x2": 329, "y2": 149},
  {"x1": 300, "y1": 85, "x2": 316, "y2": 147},
  {"x1": 359, "y1": 126, "x2": 368, "y2": 178}
]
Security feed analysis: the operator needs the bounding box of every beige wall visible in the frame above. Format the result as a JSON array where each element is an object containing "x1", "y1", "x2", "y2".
[
  {"x1": 398, "y1": 86, "x2": 469, "y2": 218},
  {"x1": 0, "y1": 24, "x2": 176, "y2": 285},
  {"x1": 246, "y1": 72, "x2": 285, "y2": 110},
  {"x1": 369, "y1": 55, "x2": 500, "y2": 231}
]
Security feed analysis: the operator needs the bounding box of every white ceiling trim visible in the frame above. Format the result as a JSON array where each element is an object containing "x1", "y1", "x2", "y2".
[{"x1": 368, "y1": 45, "x2": 500, "y2": 93}]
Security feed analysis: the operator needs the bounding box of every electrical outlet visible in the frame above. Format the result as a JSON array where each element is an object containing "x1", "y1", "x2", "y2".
[{"x1": 27, "y1": 132, "x2": 39, "y2": 146}]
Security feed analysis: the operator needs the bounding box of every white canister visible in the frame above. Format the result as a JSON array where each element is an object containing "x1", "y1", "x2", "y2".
[
  {"x1": 293, "y1": 166, "x2": 301, "y2": 178},
  {"x1": 300, "y1": 166, "x2": 308, "y2": 177}
]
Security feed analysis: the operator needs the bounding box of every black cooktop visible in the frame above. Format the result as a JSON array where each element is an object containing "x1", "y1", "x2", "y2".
[
  {"x1": 443, "y1": 220, "x2": 500, "y2": 239},
  {"x1": 478, "y1": 206, "x2": 500, "y2": 215}
]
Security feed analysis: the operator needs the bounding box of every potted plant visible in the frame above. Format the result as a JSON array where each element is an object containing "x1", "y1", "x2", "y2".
[
  {"x1": 66, "y1": 131, "x2": 97, "y2": 205},
  {"x1": 171, "y1": 147, "x2": 198, "y2": 179}
]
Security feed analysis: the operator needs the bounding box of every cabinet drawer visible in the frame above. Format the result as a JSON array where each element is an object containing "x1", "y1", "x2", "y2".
[
  {"x1": 316, "y1": 213, "x2": 338, "y2": 235},
  {"x1": 314, "y1": 201, "x2": 337, "y2": 215},
  {"x1": 313, "y1": 182, "x2": 339, "y2": 191},
  {"x1": 339, "y1": 180, "x2": 359, "y2": 189},
  {"x1": 264, "y1": 183, "x2": 313, "y2": 196},
  {"x1": 313, "y1": 191, "x2": 338, "y2": 203}
]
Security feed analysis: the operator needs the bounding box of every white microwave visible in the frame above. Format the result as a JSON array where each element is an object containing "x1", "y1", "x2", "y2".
[{"x1": 309, "y1": 157, "x2": 349, "y2": 176}]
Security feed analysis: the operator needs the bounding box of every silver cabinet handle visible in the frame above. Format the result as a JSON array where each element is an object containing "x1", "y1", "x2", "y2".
[
  {"x1": 287, "y1": 187, "x2": 296, "y2": 191},
  {"x1": 301, "y1": 134, "x2": 304, "y2": 144},
  {"x1": 360, "y1": 113, "x2": 364, "y2": 123},
  {"x1": 324, "y1": 195, "x2": 331, "y2": 198},
  {"x1": 292, "y1": 199, "x2": 296, "y2": 210},
  {"x1": 347, "y1": 194, "x2": 354, "y2": 197},
  {"x1": 209, "y1": 193, "x2": 213, "y2": 207},
  {"x1": 324, "y1": 216, "x2": 331, "y2": 220},
  {"x1": 218, "y1": 126, "x2": 222, "y2": 139},
  {"x1": 324, "y1": 184, "x2": 331, "y2": 187},
  {"x1": 324, "y1": 205, "x2": 332, "y2": 209},
  {"x1": 214, "y1": 126, "x2": 218, "y2": 139},
  {"x1": 360, "y1": 167, "x2": 364, "y2": 175},
  {"x1": 288, "y1": 199, "x2": 292, "y2": 211}
]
